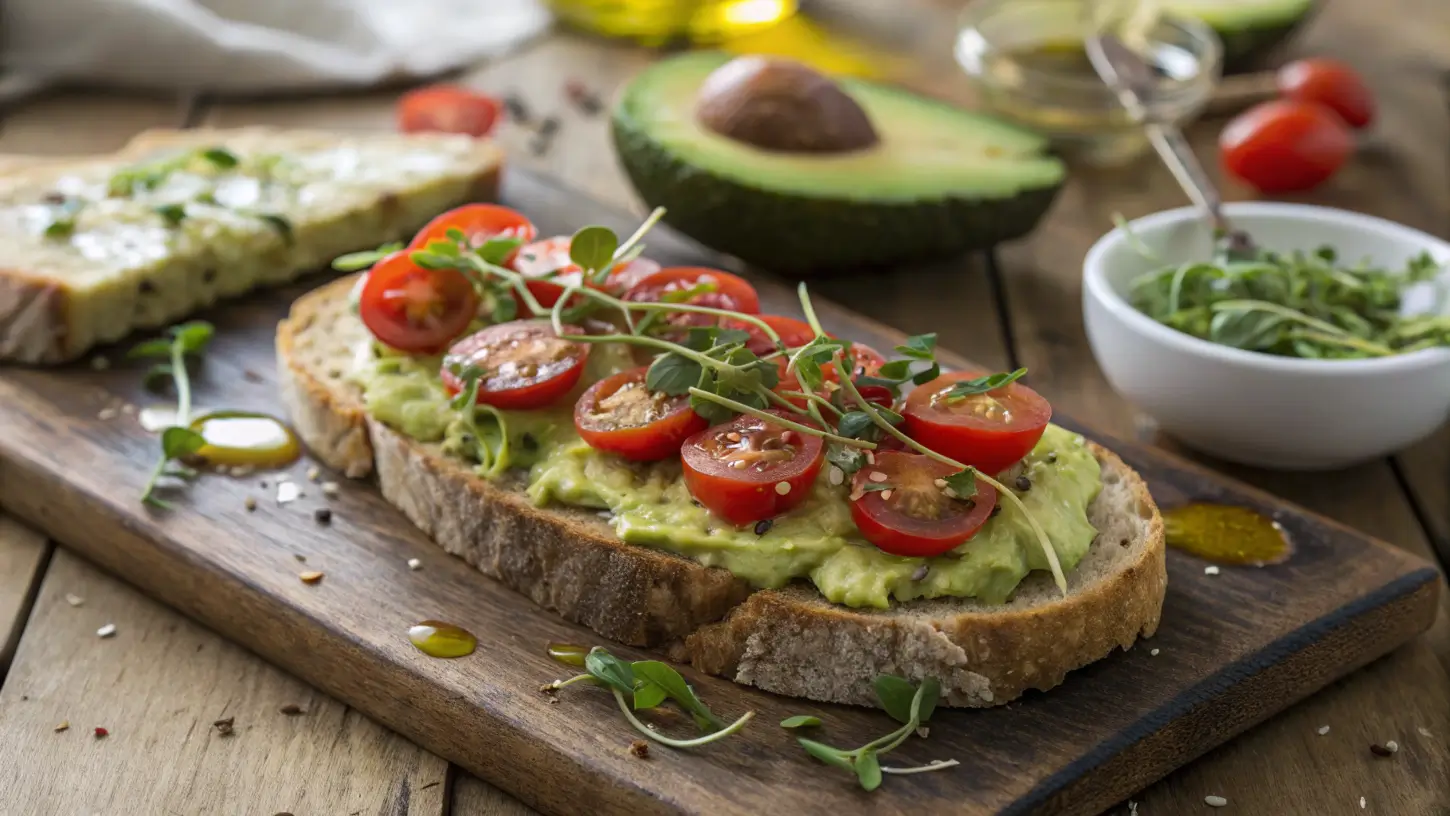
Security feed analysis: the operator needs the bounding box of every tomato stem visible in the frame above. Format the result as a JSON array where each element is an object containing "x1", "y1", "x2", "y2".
[{"x1": 685, "y1": 388, "x2": 876, "y2": 450}]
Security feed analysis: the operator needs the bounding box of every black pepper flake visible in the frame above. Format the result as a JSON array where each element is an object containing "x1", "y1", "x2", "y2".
[
  {"x1": 279, "y1": 704, "x2": 305, "y2": 716},
  {"x1": 503, "y1": 93, "x2": 531, "y2": 124},
  {"x1": 991, "y1": 504, "x2": 1002, "y2": 517},
  {"x1": 691, "y1": 499, "x2": 703, "y2": 508},
  {"x1": 628, "y1": 739, "x2": 650, "y2": 758},
  {"x1": 242, "y1": 369, "x2": 264, "y2": 383},
  {"x1": 521, "y1": 433, "x2": 538, "y2": 451},
  {"x1": 754, "y1": 519, "x2": 773, "y2": 536},
  {"x1": 1370, "y1": 743, "x2": 1393, "y2": 757},
  {"x1": 202, "y1": 268, "x2": 217, "y2": 284},
  {"x1": 538, "y1": 116, "x2": 561, "y2": 136},
  {"x1": 564, "y1": 80, "x2": 602, "y2": 115},
  {"x1": 138, "y1": 279, "x2": 156, "y2": 294},
  {"x1": 42, "y1": 191, "x2": 67, "y2": 205},
  {"x1": 1014, "y1": 475, "x2": 1032, "y2": 492},
  {"x1": 1047, "y1": 452, "x2": 1058, "y2": 464},
  {"x1": 313, "y1": 508, "x2": 332, "y2": 525},
  {"x1": 213, "y1": 717, "x2": 235, "y2": 737}
]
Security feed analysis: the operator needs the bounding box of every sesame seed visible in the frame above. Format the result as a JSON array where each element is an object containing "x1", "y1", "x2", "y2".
[
  {"x1": 828, "y1": 466, "x2": 844, "y2": 486},
  {"x1": 96, "y1": 623, "x2": 116, "y2": 638},
  {"x1": 881, "y1": 489, "x2": 893, "y2": 501},
  {"x1": 1204, "y1": 795, "x2": 1228, "y2": 807},
  {"x1": 54, "y1": 721, "x2": 69, "y2": 732},
  {"x1": 64, "y1": 593, "x2": 84, "y2": 607},
  {"x1": 911, "y1": 564, "x2": 929, "y2": 581},
  {"x1": 868, "y1": 471, "x2": 888, "y2": 482},
  {"x1": 1360, "y1": 797, "x2": 1366, "y2": 809},
  {"x1": 725, "y1": 432, "x2": 741, "y2": 442},
  {"x1": 933, "y1": 478, "x2": 948, "y2": 488},
  {"x1": 1150, "y1": 648, "x2": 1160, "y2": 656},
  {"x1": 299, "y1": 571, "x2": 324, "y2": 585},
  {"x1": 321, "y1": 481, "x2": 340, "y2": 498},
  {"x1": 97, "y1": 408, "x2": 118, "y2": 421},
  {"x1": 864, "y1": 451, "x2": 875, "y2": 465},
  {"x1": 1318, "y1": 725, "x2": 1330, "y2": 735},
  {"x1": 1418, "y1": 727, "x2": 1433, "y2": 738},
  {"x1": 1204, "y1": 565, "x2": 1221, "y2": 575},
  {"x1": 1385, "y1": 740, "x2": 1399, "y2": 753},
  {"x1": 407, "y1": 558, "x2": 422, "y2": 571},
  {"x1": 775, "y1": 481, "x2": 791, "y2": 495}
]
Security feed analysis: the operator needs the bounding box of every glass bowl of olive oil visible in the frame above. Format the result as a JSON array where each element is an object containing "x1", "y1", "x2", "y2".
[{"x1": 954, "y1": 0, "x2": 1222, "y2": 165}]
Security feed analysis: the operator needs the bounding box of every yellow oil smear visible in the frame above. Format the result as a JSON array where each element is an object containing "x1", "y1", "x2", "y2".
[
  {"x1": 1163, "y1": 503, "x2": 1291, "y2": 566},
  {"x1": 409, "y1": 621, "x2": 478, "y2": 658},
  {"x1": 188, "y1": 411, "x2": 301, "y2": 469},
  {"x1": 721, "y1": 15, "x2": 906, "y2": 80},
  {"x1": 548, "y1": 0, "x2": 797, "y2": 46},
  {"x1": 547, "y1": 642, "x2": 589, "y2": 667}
]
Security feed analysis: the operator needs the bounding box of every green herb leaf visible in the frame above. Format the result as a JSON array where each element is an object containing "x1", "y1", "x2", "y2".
[
  {"x1": 410, "y1": 251, "x2": 459, "y2": 270},
  {"x1": 332, "y1": 243, "x2": 402, "y2": 271},
  {"x1": 915, "y1": 677, "x2": 941, "y2": 724},
  {"x1": 632, "y1": 679, "x2": 669, "y2": 710},
  {"x1": 154, "y1": 203, "x2": 187, "y2": 227},
  {"x1": 894, "y1": 333, "x2": 937, "y2": 360},
  {"x1": 942, "y1": 368, "x2": 1027, "y2": 400},
  {"x1": 911, "y1": 362, "x2": 942, "y2": 386},
  {"x1": 128, "y1": 339, "x2": 174, "y2": 359},
  {"x1": 477, "y1": 236, "x2": 523, "y2": 266},
  {"x1": 798, "y1": 738, "x2": 855, "y2": 772},
  {"x1": 568, "y1": 226, "x2": 618, "y2": 274},
  {"x1": 171, "y1": 321, "x2": 214, "y2": 355},
  {"x1": 491, "y1": 293, "x2": 519, "y2": 323},
  {"x1": 43, "y1": 218, "x2": 76, "y2": 239},
  {"x1": 631, "y1": 660, "x2": 725, "y2": 732},
  {"x1": 646, "y1": 353, "x2": 704, "y2": 397},
  {"x1": 872, "y1": 675, "x2": 918, "y2": 725},
  {"x1": 444, "y1": 227, "x2": 468, "y2": 245},
  {"x1": 689, "y1": 392, "x2": 736, "y2": 425},
  {"x1": 780, "y1": 715, "x2": 822, "y2": 729},
  {"x1": 855, "y1": 749, "x2": 883, "y2": 791},
  {"x1": 200, "y1": 147, "x2": 239, "y2": 169},
  {"x1": 875, "y1": 359, "x2": 914, "y2": 381},
  {"x1": 160, "y1": 427, "x2": 206, "y2": 460},
  {"x1": 826, "y1": 444, "x2": 866, "y2": 477},
  {"x1": 584, "y1": 648, "x2": 636, "y2": 697},
  {"x1": 142, "y1": 363, "x2": 175, "y2": 388},
  {"x1": 836, "y1": 411, "x2": 876, "y2": 439},
  {"x1": 943, "y1": 468, "x2": 977, "y2": 499}
]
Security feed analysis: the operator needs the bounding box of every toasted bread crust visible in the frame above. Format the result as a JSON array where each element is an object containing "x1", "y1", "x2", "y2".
[
  {"x1": 0, "y1": 129, "x2": 502, "y2": 364},
  {"x1": 277, "y1": 275, "x2": 1168, "y2": 706}
]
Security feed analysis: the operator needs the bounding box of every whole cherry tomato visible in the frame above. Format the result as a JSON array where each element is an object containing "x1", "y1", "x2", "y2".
[
  {"x1": 1220, "y1": 100, "x2": 1354, "y2": 194},
  {"x1": 1277, "y1": 58, "x2": 1375, "y2": 129}
]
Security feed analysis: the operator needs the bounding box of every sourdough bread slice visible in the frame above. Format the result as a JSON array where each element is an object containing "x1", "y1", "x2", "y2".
[
  {"x1": 0, "y1": 128, "x2": 502, "y2": 363},
  {"x1": 278, "y1": 275, "x2": 1167, "y2": 707}
]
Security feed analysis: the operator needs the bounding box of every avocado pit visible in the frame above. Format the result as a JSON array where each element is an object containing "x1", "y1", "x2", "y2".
[{"x1": 695, "y1": 56, "x2": 880, "y2": 154}]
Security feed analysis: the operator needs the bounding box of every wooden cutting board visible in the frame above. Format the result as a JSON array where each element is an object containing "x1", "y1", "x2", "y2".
[{"x1": 0, "y1": 171, "x2": 1439, "y2": 816}]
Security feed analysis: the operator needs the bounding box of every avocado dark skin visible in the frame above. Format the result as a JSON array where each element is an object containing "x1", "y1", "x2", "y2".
[{"x1": 695, "y1": 57, "x2": 879, "y2": 154}]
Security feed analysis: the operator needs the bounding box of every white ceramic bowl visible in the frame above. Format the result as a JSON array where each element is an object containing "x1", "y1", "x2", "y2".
[{"x1": 1084, "y1": 203, "x2": 1450, "y2": 470}]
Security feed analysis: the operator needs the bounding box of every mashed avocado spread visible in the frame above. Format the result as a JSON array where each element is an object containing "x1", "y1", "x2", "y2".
[{"x1": 354, "y1": 346, "x2": 1101, "y2": 609}]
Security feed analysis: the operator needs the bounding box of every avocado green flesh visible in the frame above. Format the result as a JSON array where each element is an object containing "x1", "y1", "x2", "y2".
[
  {"x1": 353, "y1": 347, "x2": 1101, "y2": 610},
  {"x1": 612, "y1": 51, "x2": 1066, "y2": 273}
]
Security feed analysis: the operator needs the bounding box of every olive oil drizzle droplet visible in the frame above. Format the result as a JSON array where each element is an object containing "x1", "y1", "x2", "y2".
[
  {"x1": 188, "y1": 411, "x2": 301, "y2": 469},
  {"x1": 409, "y1": 621, "x2": 477, "y2": 659},
  {"x1": 547, "y1": 642, "x2": 589, "y2": 667},
  {"x1": 1163, "y1": 503, "x2": 1290, "y2": 566}
]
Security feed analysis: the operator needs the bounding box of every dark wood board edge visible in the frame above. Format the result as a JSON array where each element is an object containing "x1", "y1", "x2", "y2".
[{"x1": 1020, "y1": 569, "x2": 1441, "y2": 815}]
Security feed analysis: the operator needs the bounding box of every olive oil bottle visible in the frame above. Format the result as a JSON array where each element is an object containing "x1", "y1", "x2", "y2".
[{"x1": 547, "y1": 0, "x2": 798, "y2": 45}]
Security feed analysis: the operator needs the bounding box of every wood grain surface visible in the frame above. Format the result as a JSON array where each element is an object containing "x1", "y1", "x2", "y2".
[
  {"x1": 0, "y1": 167, "x2": 1440, "y2": 815},
  {"x1": 2, "y1": 2, "x2": 1449, "y2": 811}
]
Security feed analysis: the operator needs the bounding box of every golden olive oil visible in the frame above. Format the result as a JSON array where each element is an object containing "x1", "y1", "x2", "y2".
[
  {"x1": 189, "y1": 411, "x2": 301, "y2": 469},
  {"x1": 408, "y1": 621, "x2": 478, "y2": 658},
  {"x1": 1163, "y1": 504, "x2": 1291, "y2": 566}
]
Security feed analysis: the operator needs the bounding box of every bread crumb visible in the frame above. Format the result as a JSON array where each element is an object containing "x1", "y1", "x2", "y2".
[
  {"x1": 244, "y1": 496, "x2": 258, "y2": 512},
  {"x1": 407, "y1": 558, "x2": 422, "y2": 571},
  {"x1": 90, "y1": 356, "x2": 109, "y2": 370},
  {"x1": 1385, "y1": 740, "x2": 1398, "y2": 753},
  {"x1": 97, "y1": 407, "x2": 118, "y2": 421},
  {"x1": 306, "y1": 466, "x2": 320, "y2": 482},
  {"x1": 1418, "y1": 726, "x2": 1433, "y2": 738},
  {"x1": 1204, "y1": 565, "x2": 1221, "y2": 576},
  {"x1": 1360, "y1": 796, "x2": 1366, "y2": 809},
  {"x1": 321, "y1": 481, "x2": 340, "y2": 498},
  {"x1": 64, "y1": 593, "x2": 84, "y2": 607},
  {"x1": 1204, "y1": 795, "x2": 1227, "y2": 807},
  {"x1": 54, "y1": 720, "x2": 69, "y2": 732},
  {"x1": 96, "y1": 623, "x2": 116, "y2": 638},
  {"x1": 277, "y1": 482, "x2": 301, "y2": 504},
  {"x1": 628, "y1": 740, "x2": 649, "y2": 758},
  {"x1": 1317, "y1": 725, "x2": 1330, "y2": 735}
]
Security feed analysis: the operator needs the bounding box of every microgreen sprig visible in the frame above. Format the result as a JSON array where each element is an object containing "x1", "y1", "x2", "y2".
[
  {"x1": 545, "y1": 646, "x2": 753, "y2": 748},
  {"x1": 130, "y1": 321, "x2": 214, "y2": 508},
  {"x1": 446, "y1": 364, "x2": 512, "y2": 479},
  {"x1": 786, "y1": 675, "x2": 955, "y2": 791}
]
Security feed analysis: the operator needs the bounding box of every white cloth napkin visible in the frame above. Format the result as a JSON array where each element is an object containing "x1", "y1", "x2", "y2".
[{"x1": 0, "y1": 0, "x2": 552, "y2": 101}]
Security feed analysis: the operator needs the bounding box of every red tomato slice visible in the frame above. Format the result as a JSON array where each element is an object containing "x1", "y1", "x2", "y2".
[
  {"x1": 440, "y1": 320, "x2": 589, "y2": 410},
  {"x1": 681, "y1": 410, "x2": 824, "y2": 526},
  {"x1": 398, "y1": 86, "x2": 504, "y2": 137},
  {"x1": 902, "y1": 370, "x2": 1052, "y2": 476},
  {"x1": 824, "y1": 342, "x2": 886, "y2": 383},
  {"x1": 1277, "y1": 58, "x2": 1375, "y2": 130},
  {"x1": 849, "y1": 452, "x2": 998, "y2": 557},
  {"x1": 409, "y1": 204, "x2": 537, "y2": 258},
  {"x1": 358, "y1": 254, "x2": 479, "y2": 355},
  {"x1": 1220, "y1": 100, "x2": 1353, "y2": 194},
  {"x1": 574, "y1": 367, "x2": 708, "y2": 461},
  {"x1": 624, "y1": 266, "x2": 761, "y2": 331}
]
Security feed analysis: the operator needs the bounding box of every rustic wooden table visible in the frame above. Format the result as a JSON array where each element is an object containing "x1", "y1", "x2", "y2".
[{"x1": 1, "y1": 3, "x2": 1449, "y2": 813}]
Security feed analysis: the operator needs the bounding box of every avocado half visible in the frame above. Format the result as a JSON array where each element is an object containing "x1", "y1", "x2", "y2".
[
  {"x1": 612, "y1": 52, "x2": 1066, "y2": 275},
  {"x1": 1164, "y1": 0, "x2": 1319, "y2": 72}
]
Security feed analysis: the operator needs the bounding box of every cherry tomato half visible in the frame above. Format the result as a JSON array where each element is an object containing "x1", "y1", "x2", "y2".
[
  {"x1": 574, "y1": 367, "x2": 709, "y2": 461},
  {"x1": 1277, "y1": 58, "x2": 1375, "y2": 130},
  {"x1": 398, "y1": 86, "x2": 504, "y2": 137},
  {"x1": 440, "y1": 320, "x2": 589, "y2": 410},
  {"x1": 512, "y1": 236, "x2": 663, "y2": 312},
  {"x1": 624, "y1": 267, "x2": 761, "y2": 331},
  {"x1": 358, "y1": 254, "x2": 479, "y2": 355},
  {"x1": 409, "y1": 204, "x2": 537, "y2": 259},
  {"x1": 681, "y1": 410, "x2": 824, "y2": 526},
  {"x1": 850, "y1": 452, "x2": 998, "y2": 557},
  {"x1": 1221, "y1": 100, "x2": 1354, "y2": 194},
  {"x1": 902, "y1": 370, "x2": 1052, "y2": 476}
]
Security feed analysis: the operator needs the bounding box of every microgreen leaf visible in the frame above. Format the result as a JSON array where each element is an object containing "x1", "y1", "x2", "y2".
[
  {"x1": 257, "y1": 213, "x2": 293, "y2": 244},
  {"x1": 855, "y1": 749, "x2": 883, "y2": 791},
  {"x1": 444, "y1": 227, "x2": 468, "y2": 245},
  {"x1": 160, "y1": 426, "x2": 206, "y2": 460},
  {"x1": 911, "y1": 362, "x2": 942, "y2": 386},
  {"x1": 632, "y1": 679, "x2": 668, "y2": 710},
  {"x1": 448, "y1": 365, "x2": 485, "y2": 411},
  {"x1": 826, "y1": 444, "x2": 866, "y2": 477},
  {"x1": 477, "y1": 236, "x2": 523, "y2": 266},
  {"x1": 894, "y1": 333, "x2": 937, "y2": 360},
  {"x1": 424, "y1": 238, "x2": 462, "y2": 258},
  {"x1": 875, "y1": 359, "x2": 914, "y2": 381},
  {"x1": 872, "y1": 675, "x2": 918, "y2": 725},
  {"x1": 689, "y1": 392, "x2": 736, "y2": 425},
  {"x1": 491, "y1": 293, "x2": 519, "y2": 323},
  {"x1": 128, "y1": 339, "x2": 174, "y2": 359},
  {"x1": 798, "y1": 739, "x2": 855, "y2": 772},
  {"x1": 410, "y1": 250, "x2": 458, "y2": 270},
  {"x1": 171, "y1": 321, "x2": 214, "y2": 354},
  {"x1": 943, "y1": 469, "x2": 977, "y2": 500},
  {"x1": 584, "y1": 648, "x2": 636, "y2": 697},
  {"x1": 942, "y1": 368, "x2": 1027, "y2": 401},
  {"x1": 332, "y1": 243, "x2": 402, "y2": 271},
  {"x1": 569, "y1": 225, "x2": 618, "y2": 274},
  {"x1": 143, "y1": 363, "x2": 175, "y2": 388},
  {"x1": 646, "y1": 353, "x2": 704, "y2": 397},
  {"x1": 915, "y1": 677, "x2": 942, "y2": 724},
  {"x1": 43, "y1": 218, "x2": 76, "y2": 239},
  {"x1": 780, "y1": 715, "x2": 822, "y2": 729},
  {"x1": 200, "y1": 147, "x2": 239, "y2": 169},
  {"x1": 632, "y1": 660, "x2": 725, "y2": 732},
  {"x1": 837, "y1": 411, "x2": 876, "y2": 439}
]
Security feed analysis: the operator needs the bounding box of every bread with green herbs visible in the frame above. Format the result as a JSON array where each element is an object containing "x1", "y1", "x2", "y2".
[
  {"x1": 0, "y1": 127, "x2": 501, "y2": 363},
  {"x1": 276, "y1": 274, "x2": 1166, "y2": 707}
]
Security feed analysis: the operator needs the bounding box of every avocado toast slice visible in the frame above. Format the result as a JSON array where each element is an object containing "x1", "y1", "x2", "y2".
[
  {"x1": 0, "y1": 127, "x2": 500, "y2": 363},
  {"x1": 278, "y1": 270, "x2": 1165, "y2": 708}
]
